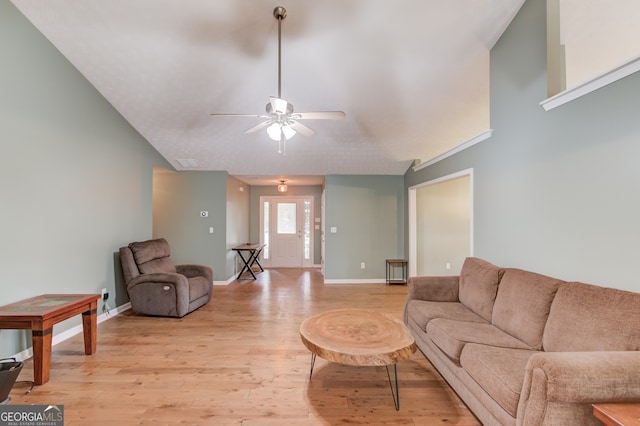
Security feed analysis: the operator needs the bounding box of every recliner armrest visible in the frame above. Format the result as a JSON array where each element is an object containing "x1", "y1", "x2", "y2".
[
  {"x1": 127, "y1": 272, "x2": 188, "y2": 289},
  {"x1": 176, "y1": 264, "x2": 213, "y2": 282}
]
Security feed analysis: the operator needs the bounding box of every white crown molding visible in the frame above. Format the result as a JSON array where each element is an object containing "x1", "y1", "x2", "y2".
[
  {"x1": 540, "y1": 54, "x2": 640, "y2": 111},
  {"x1": 413, "y1": 129, "x2": 493, "y2": 172}
]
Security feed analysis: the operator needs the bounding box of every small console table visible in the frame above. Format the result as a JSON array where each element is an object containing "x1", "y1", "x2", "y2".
[
  {"x1": 0, "y1": 294, "x2": 100, "y2": 385},
  {"x1": 232, "y1": 243, "x2": 266, "y2": 280},
  {"x1": 386, "y1": 259, "x2": 408, "y2": 285}
]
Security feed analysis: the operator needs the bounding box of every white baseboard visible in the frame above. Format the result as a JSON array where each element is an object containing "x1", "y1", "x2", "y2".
[
  {"x1": 214, "y1": 275, "x2": 239, "y2": 285},
  {"x1": 10, "y1": 302, "x2": 131, "y2": 362},
  {"x1": 323, "y1": 279, "x2": 387, "y2": 285}
]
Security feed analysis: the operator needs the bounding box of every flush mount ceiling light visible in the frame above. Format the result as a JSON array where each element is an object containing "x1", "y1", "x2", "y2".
[
  {"x1": 277, "y1": 180, "x2": 288, "y2": 193},
  {"x1": 210, "y1": 6, "x2": 345, "y2": 155}
]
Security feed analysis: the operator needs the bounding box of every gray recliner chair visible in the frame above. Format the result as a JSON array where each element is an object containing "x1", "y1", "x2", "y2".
[{"x1": 119, "y1": 238, "x2": 213, "y2": 317}]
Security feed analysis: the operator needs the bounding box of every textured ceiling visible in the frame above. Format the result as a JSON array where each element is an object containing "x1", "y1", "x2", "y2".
[{"x1": 12, "y1": 0, "x2": 524, "y2": 184}]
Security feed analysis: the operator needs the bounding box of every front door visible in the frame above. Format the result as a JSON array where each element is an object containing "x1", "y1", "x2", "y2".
[{"x1": 261, "y1": 196, "x2": 313, "y2": 267}]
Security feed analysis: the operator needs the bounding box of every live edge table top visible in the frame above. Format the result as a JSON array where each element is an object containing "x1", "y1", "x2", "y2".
[{"x1": 300, "y1": 308, "x2": 416, "y2": 366}]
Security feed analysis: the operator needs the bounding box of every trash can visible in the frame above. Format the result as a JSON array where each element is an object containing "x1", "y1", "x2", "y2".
[{"x1": 0, "y1": 358, "x2": 23, "y2": 405}]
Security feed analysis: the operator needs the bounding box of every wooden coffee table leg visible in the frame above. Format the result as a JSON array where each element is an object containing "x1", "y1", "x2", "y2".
[
  {"x1": 82, "y1": 304, "x2": 98, "y2": 355},
  {"x1": 32, "y1": 327, "x2": 53, "y2": 385},
  {"x1": 386, "y1": 364, "x2": 400, "y2": 411}
]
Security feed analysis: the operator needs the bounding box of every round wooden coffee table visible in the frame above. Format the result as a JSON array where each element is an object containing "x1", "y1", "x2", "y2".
[{"x1": 300, "y1": 308, "x2": 416, "y2": 410}]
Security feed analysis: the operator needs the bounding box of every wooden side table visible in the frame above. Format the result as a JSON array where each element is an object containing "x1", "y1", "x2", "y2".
[
  {"x1": 593, "y1": 403, "x2": 640, "y2": 426},
  {"x1": 0, "y1": 294, "x2": 100, "y2": 385},
  {"x1": 386, "y1": 259, "x2": 408, "y2": 285},
  {"x1": 231, "y1": 243, "x2": 266, "y2": 280}
]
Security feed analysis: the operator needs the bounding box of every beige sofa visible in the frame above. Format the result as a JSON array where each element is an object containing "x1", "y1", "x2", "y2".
[{"x1": 403, "y1": 257, "x2": 640, "y2": 425}]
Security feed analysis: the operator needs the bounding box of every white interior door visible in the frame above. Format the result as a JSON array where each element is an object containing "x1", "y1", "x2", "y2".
[
  {"x1": 271, "y1": 200, "x2": 302, "y2": 267},
  {"x1": 261, "y1": 196, "x2": 313, "y2": 268}
]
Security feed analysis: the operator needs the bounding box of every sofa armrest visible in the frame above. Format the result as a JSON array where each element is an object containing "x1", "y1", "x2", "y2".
[
  {"x1": 403, "y1": 276, "x2": 460, "y2": 324},
  {"x1": 176, "y1": 264, "x2": 213, "y2": 282},
  {"x1": 518, "y1": 351, "x2": 640, "y2": 425},
  {"x1": 406, "y1": 276, "x2": 460, "y2": 302}
]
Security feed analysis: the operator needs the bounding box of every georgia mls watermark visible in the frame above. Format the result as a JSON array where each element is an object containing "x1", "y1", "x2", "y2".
[{"x1": 0, "y1": 405, "x2": 64, "y2": 426}]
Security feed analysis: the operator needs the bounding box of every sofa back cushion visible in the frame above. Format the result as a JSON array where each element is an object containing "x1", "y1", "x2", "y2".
[
  {"x1": 129, "y1": 238, "x2": 177, "y2": 274},
  {"x1": 543, "y1": 281, "x2": 640, "y2": 352},
  {"x1": 491, "y1": 269, "x2": 563, "y2": 350},
  {"x1": 458, "y1": 257, "x2": 505, "y2": 322}
]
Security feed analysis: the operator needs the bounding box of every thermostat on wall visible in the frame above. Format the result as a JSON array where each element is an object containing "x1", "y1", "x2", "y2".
[{"x1": 200, "y1": 211, "x2": 208, "y2": 217}]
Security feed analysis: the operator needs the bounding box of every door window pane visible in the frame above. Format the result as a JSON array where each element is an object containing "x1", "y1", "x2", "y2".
[
  {"x1": 277, "y1": 203, "x2": 297, "y2": 234},
  {"x1": 263, "y1": 201, "x2": 270, "y2": 259},
  {"x1": 304, "y1": 200, "x2": 311, "y2": 260}
]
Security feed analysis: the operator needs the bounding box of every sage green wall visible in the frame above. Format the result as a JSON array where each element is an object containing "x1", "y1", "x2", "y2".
[
  {"x1": 249, "y1": 185, "x2": 323, "y2": 265},
  {"x1": 0, "y1": 1, "x2": 171, "y2": 357},
  {"x1": 152, "y1": 170, "x2": 232, "y2": 281},
  {"x1": 226, "y1": 176, "x2": 250, "y2": 278},
  {"x1": 324, "y1": 175, "x2": 405, "y2": 281},
  {"x1": 405, "y1": 0, "x2": 640, "y2": 292}
]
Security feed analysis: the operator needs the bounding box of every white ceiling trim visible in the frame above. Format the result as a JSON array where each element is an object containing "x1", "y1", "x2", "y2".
[
  {"x1": 413, "y1": 129, "x2": 493, "y2": 172},
  {"x1": 540, "y1": 54, "x2": 640, "y2": 111}
]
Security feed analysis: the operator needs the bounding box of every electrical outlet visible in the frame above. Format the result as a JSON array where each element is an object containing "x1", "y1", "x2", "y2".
[
  {"x1": 361, "y1": 262, "x2": 366, "y2": 269},
  {"x1": 101, "y1": 288, "x2": 109, "y2": 300}
]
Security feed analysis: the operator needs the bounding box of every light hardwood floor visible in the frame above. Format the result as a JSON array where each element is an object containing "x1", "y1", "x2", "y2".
[{"x1": 9, "y1": 268, "x2": 480, "y2": 425}]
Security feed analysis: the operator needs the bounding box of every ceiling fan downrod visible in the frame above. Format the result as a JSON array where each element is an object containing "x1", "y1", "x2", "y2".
[{"x1": 273, "y1": 6, "x2": 286, "y2": 99}]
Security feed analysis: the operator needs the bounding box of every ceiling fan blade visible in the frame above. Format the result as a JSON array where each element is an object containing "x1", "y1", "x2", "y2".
[
  {"x1": 289, "y1": 120, "x2": 316, "y2": 137},
  {"x1": 295, "y1": 111, "x2": 346, "y2": 120},
  {"x1": 243, "y1": 120, "x2": 272, "y2": 134},
  {"x1": 210, "y1": 113, "x2": 264, "y2": 117}
]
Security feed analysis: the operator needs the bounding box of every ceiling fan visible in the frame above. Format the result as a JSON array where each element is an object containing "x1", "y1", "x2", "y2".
[{"x1": 210, "y1": 6, "x2": 345, "y2": 154}]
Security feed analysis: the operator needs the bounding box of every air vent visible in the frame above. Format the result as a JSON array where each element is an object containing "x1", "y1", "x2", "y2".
[{"x1": 176, "y1": 159, "x2": 199, "y2": 168}]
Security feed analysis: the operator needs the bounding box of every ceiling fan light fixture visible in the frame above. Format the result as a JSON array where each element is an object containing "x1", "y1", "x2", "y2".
[
  {"x1": 267, "y1": 122, "x2": 282, "y2": 141},
  {"x1": 282, "y1": 124, "x2": 296, "y2": 140},
  {"x1": 277, "y1": 180, "x2": 288, "y2": 193},
  {"x1": 267, "y1": 122, "x2": 296, "y2": 141}
]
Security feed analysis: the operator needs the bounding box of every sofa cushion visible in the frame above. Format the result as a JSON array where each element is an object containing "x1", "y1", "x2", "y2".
[
  {"x1": 460, "y1": 343, "x2": 539, "y2": 418},
  {"x1": 543, "y1": 281, "x2": 640, "y2": 352},
  {"x1": 491, "y1": 269, "x2": 562, "y2": 350},
  {"x1": 458, "y1": 257, "x2": 505, "y2": 322},
  {"x1": 406, "y1": 300, "x2": 487, "y2": 332},
  {"x1": 428, "y1": 319, "x2": 531, "y2": 363},
  {"x1": 129, "y1": 238, "x2": 177, "y2": 274}
]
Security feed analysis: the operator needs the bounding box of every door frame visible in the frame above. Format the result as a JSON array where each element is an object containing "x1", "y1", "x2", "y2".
[
  {"x1": 408, "y1": 168, "x2": 474, "y2": 277},
  {"x1": 259, "y1": 195, "x2": 314, "y2": 268}
]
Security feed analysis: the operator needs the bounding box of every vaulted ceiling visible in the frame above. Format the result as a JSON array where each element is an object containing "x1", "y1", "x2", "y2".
[{"x1": 12, "y1": 0, "x2": 524, "y2": 184}]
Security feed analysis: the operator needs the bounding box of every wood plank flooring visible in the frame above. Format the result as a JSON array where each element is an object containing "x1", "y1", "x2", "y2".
[{"x1": 8, "y1": 268, "x2": 480, "y2": 425}]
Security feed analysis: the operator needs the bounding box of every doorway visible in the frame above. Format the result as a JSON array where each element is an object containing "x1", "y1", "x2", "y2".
[
  {"x1": 408, "y1": 169, "x2": 473, "y2": 277},
  {"x1": 260, "y1": 196, "x2": 314, "y2": 267}
]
